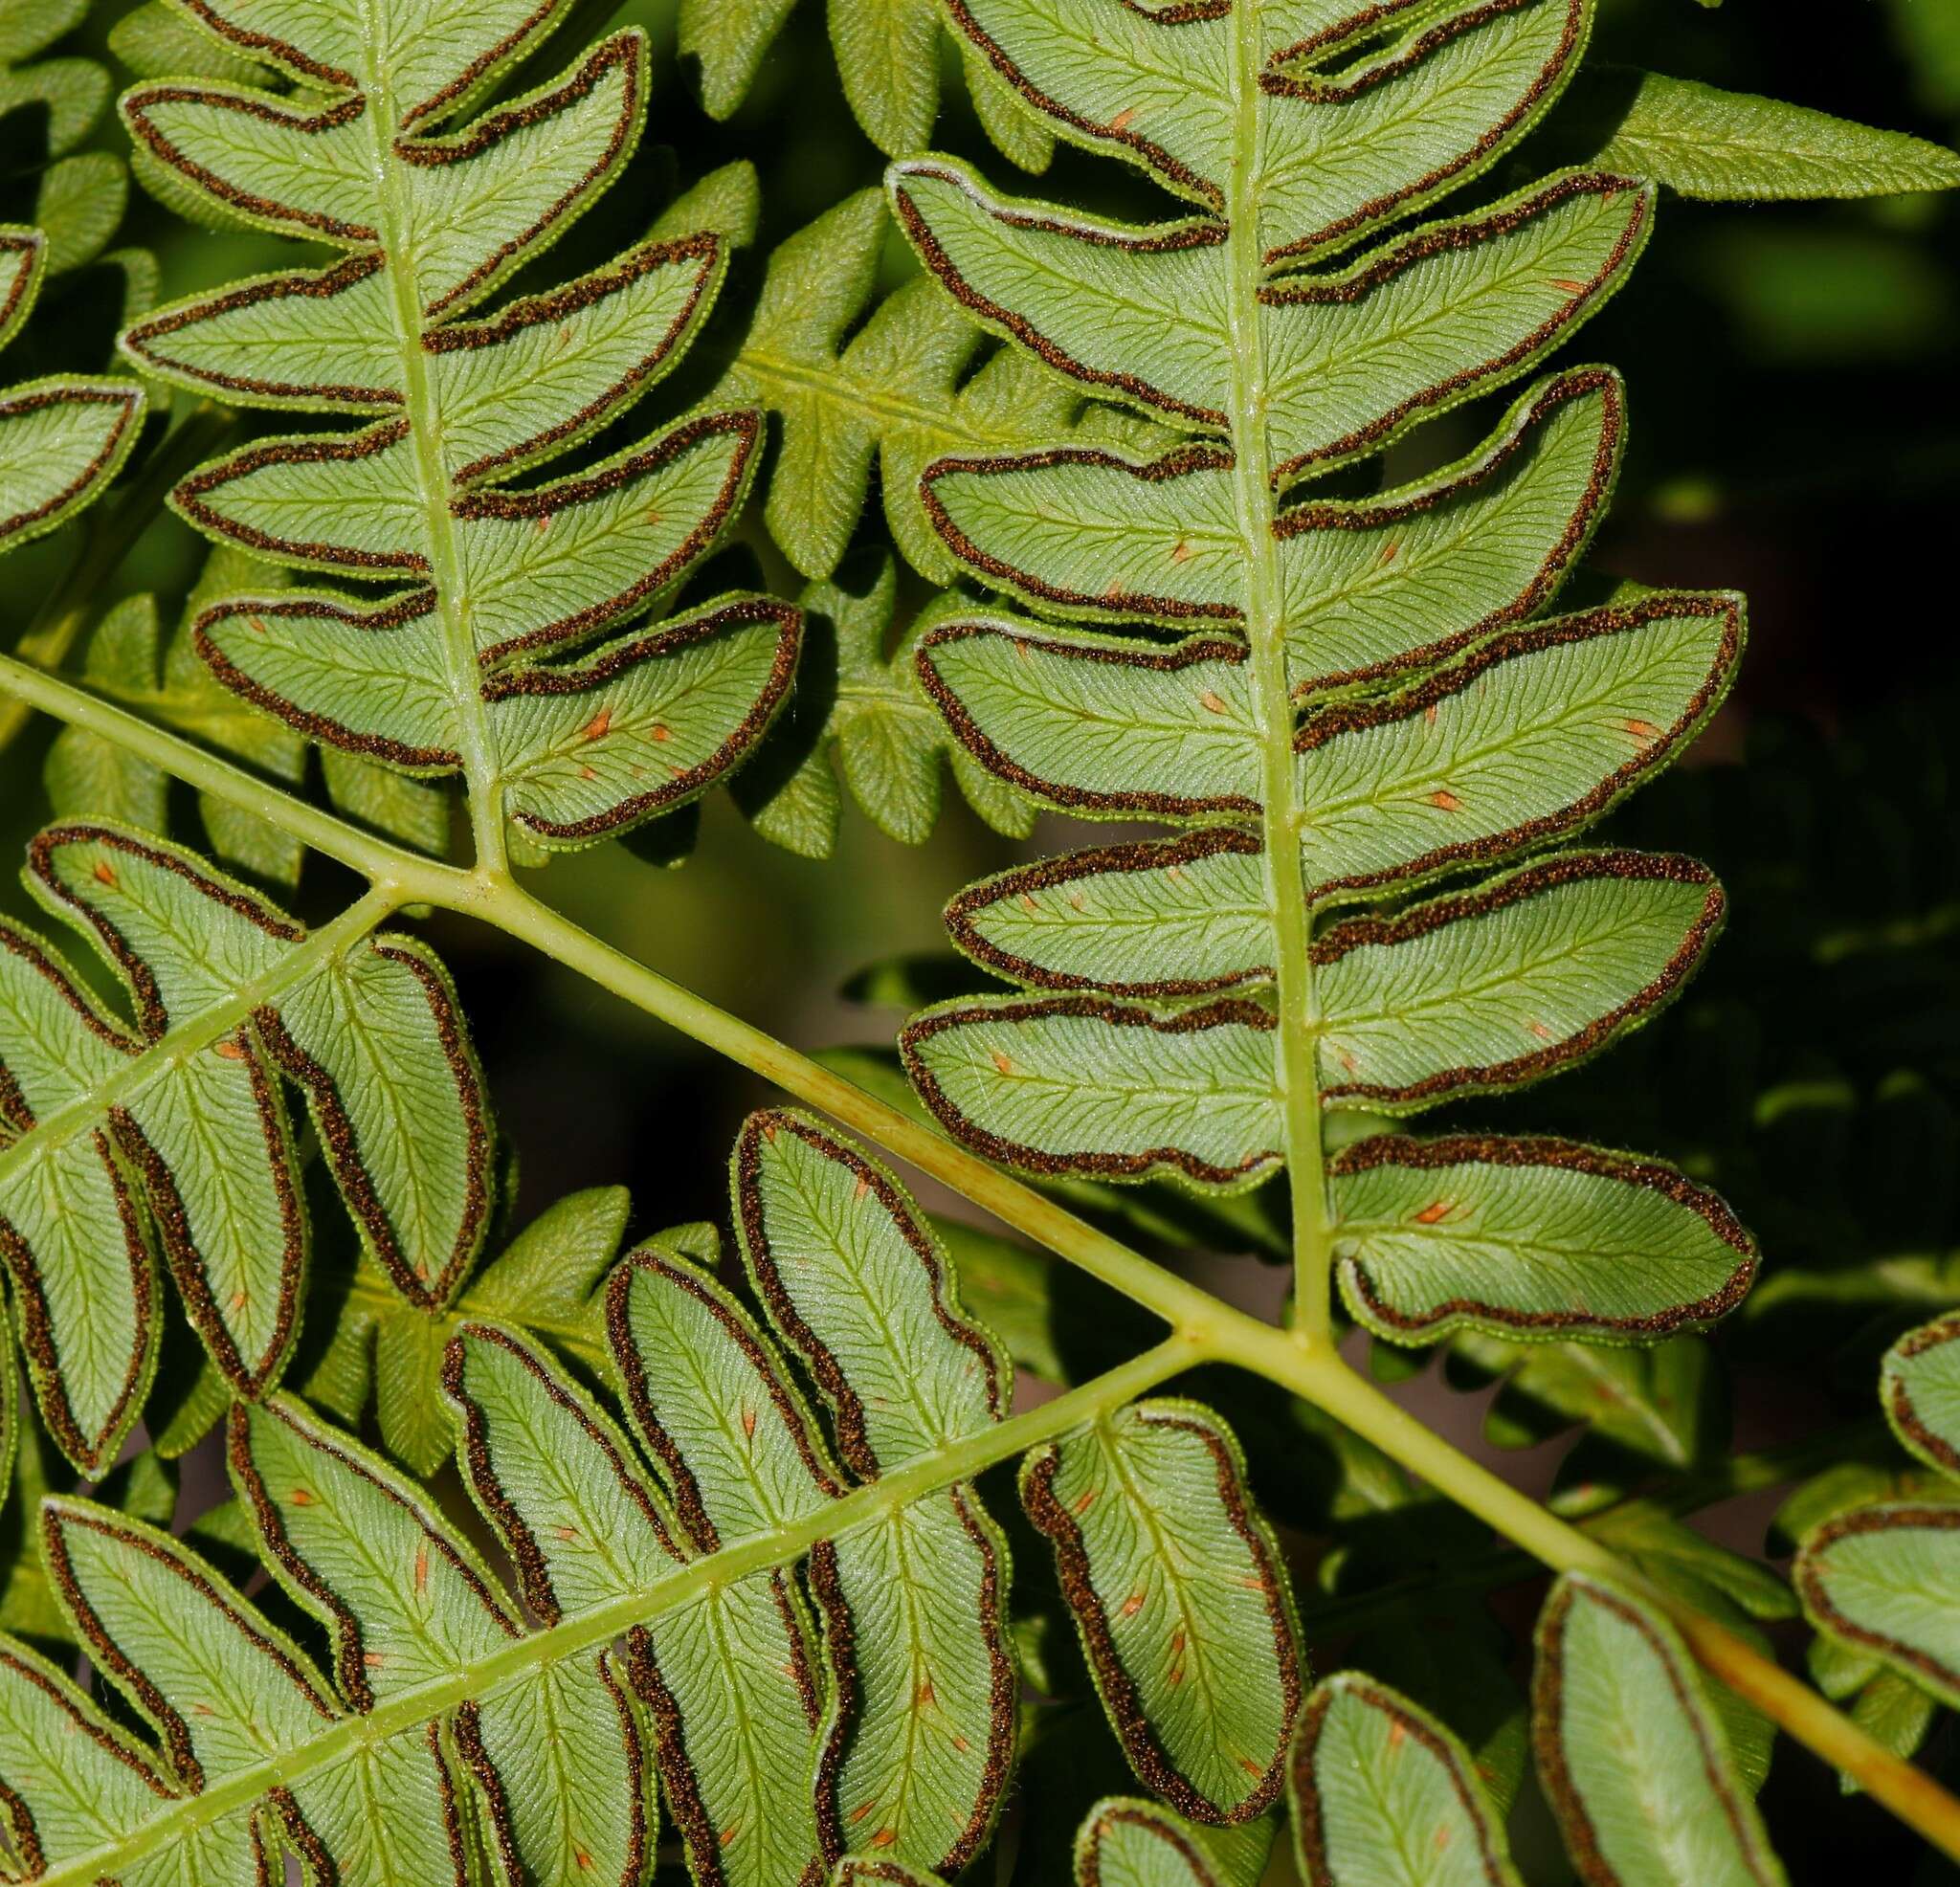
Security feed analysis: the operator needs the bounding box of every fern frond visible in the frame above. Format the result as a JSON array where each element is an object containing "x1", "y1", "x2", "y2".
[
  {"x1": 0, "y1": 1111, "x2": 1302, "y2": 1886},
  {"x1": 882, "y1": 0, "x2": 1775, "y2": 1347},
  {"x1": 0, "y1": 822, "x2": 489, "y2": 1472},
  {"x1": 116, "y1": 1, "x2": 797, "y2": 861},
  {"x1": 720, "y1": 190, "x2": 1174, "y2": 585}
]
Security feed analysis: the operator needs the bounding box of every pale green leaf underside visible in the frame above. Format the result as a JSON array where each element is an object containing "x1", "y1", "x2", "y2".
[
  {"x1": 1533, "y1": 1575, "x2": 1788, "y2": 1886},
  {"x1": 733, "y1": 1108, "x2": 1008, "y2": 1472},
  {"x1": 1022, "y1": 1398, "x2": 1303, "y2": 1823},
  {"x1": 1288, "y1": 1673, "x2": 1522, "y2": 1887},
  {"x1": 1794, "y1": 1503, "x2": 1960, "y2": 1712},
  {"x1": 46, "y1": 547, "x2": 451, "y2": 887},
  {"x1": 902, "y1": 993, "x2": 1283, "y2": 1191},
  {"x1": 944, "y1": 845, "x2": 1719, "y2": 1096},
  {"x1": 729, "y1": 1109, "x2": 1015, "y2": 1872},
  {"x1": 1881, "y1": 1312, "x2": 1960, "y2": 1477},
  {"x1": 1330, "y1": 1136, "x2": 1758, "y2": 1345},
  {"x1": 0, "y1": 823, "x2": 489, "y2": 1471},
  {"x1": 1075, "y1": 1796, "x2": 1274, "y2": 1887}
]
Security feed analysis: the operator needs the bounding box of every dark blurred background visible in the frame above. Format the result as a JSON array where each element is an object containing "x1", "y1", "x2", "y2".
[{"x1": 3, "y1": 0, "x2": 1959, "y2": 1880}]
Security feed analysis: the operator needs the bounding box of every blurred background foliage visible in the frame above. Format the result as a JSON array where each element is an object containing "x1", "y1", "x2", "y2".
[{"x1": 2, "y1": 0, "x2": 1959, "y2": 1880}]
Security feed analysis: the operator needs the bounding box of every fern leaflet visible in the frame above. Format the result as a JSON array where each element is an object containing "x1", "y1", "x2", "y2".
[
  {"x1": 0, "y1": 1111, "x2": 1301, "y2": 1887},
  {"x1": 887, "y1": 0, "x2": 1763, "y2": 1347},
  {"x1": 0, "y1": 821, "x2": 489, "y2": 1475},
  {"x1": 117, "y1": 0, "x2": 797, "y2": 866}
]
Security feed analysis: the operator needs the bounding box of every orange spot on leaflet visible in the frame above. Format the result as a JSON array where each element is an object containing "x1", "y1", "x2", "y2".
[
  {"x1": 990, "y1": 1049, "x2": 1014, "y2": 1076},
  {"x1": 1068, "y1": 891, "x2": 1085, "y2": 911},
  {"x1": 580, "y1": 707, "x2": 612, "y2": 742},
  {"x1": 1109, "y1": 106, "x2": 1136, "y2": 131},
  {"x1": 554, "y1": 1525, "x2": 580, "y2": 1542},
  {"x1": 1414, "y1": 1200, "x2": 1453, "y2": 1225},
  {"x1": 578, "y1": 766, "x2": 598, "y2": 781},
  {"x1": 1549, "y1": 277, "x2": 1589, "y2": 293},
  {"x1": 193, "y1": 1702, "x2": 216, "y2": 1718},
  {"x1": 952, "y1": 1733, "x2": 970, "y2": 1753},
  {"x1": 557, "y1": 323, "x2": 574, "y2": 348},
  {"x1": 719, "y1": 1825, "x2": 739, "y2": 1847},
  {"x1": 1528, "y1": 1019, "x2": 1555, "y2": 1042},
  {"x1": 574, "y1": 1847, "x2": 593, "y2": 1872},
  {"x1": 414, "y1": 1544, "x2": 429, "y2": 1594},
  {"x1": 1435, "y1": 1826, "x2": 1453, "y2": 1853},
  {"x1": 1166, "y1": 864, "x2": 1186, "y2": 884},
  {"x1": 763, "y1": 1119, "x2": 778, "y2": 1142},
  {"x1": 742, "y1": 1409, "x2": 757, "y2": 1438},
  {"x1": 855, "y1": 1173, "x2": 871, "y2": 1199},
  {"x1": 1388, "y1": 1719, "x2": 1407, "y2": 1750},
  {"x1": 916, "y1": 1679, "x2": 936, "y2": 1708},
  {"x1": 247, "y1": 615, "x2": 267, "y2": 636},
  {"x1": 290, "y1": 1488, "x2": 316, "y2": 1506},
  {"x1": 1625, "y1": 717, "x2": 1661, "y2": 744},
  {"x1": 849, "y1": 1804, "x2": 876, "y2": 1826},
  {"x1": 1199, "y1": 690, "x2": 1228, "y2": 714},
  {"x1": 92, "y1": 861, "x2": 117, "y2": 887},
  {"x1": 668, "y1": 764, "x2": 689, "y2": 780},
  {"x1": 1239, "y1": 1756, "x2": 1263, "y2": 1778},
  {"x1": 213, "y1": 1039, "x2": 247, "y2": 1060},
  {"x1": 1426, "y1": 789, "x2": 1462, "y2": 811},
  {"x1": 1379, "y1": 539, "x2": 1399, "y2": 566},
  {"x1": 1019, "y1": 892, "x2": 1038, "y2": 912},
  {"x1": 1424, "y1": 702, "x2": 1437, "y2": 726},
  {"x1": 1103, "y1": 580, "x2": 1125, "y2": 601},
  {"x1": 870, "y1": 1830, "x2": 899, "y2": 1851},
  {"x1": 1072, "y1": 1488, "x2": 1097, "y2": 1516},
  {"x1": 1121, "y1": 1591, "x2": 1146, "y2": 1616},
  {"x1": 533, "y1": 514, "x2": 552, "y2": 535},
  {"x1": 1169, "y1": 539, "x2": 1192, "y2": 563},
  {"x1": 649, "y1": 723, "x2": 673, "y2": 743},
  {"x1": 363, "y1": 1652, "x2": 386, "y2": 1669},
  {"x1": 645, "y1": 510, "x2": 662, "y2": 528}
]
